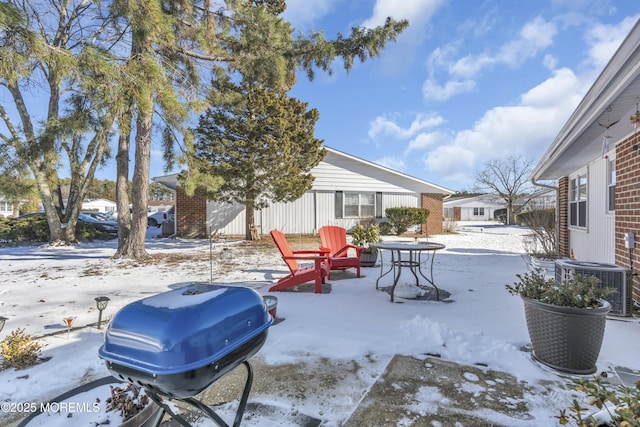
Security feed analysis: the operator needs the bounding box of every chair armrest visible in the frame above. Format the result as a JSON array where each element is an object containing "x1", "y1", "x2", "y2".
[
  {"x1": 292, "y1": 249, "x2": 329, "y2": 255},
  {"x1": 334, "y1": 244, "x2": 364, "y2": 257},
  {"x1": 282, "y1": 254, "x2": 328, "y2": 261}
]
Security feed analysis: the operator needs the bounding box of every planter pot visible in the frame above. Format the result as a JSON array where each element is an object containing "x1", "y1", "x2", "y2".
[
  {"x1": 360, "y1": 250, "x2": 378, "y2": 267},
  {"x1": 527, "y1": 255, "x2": 557, "y2": 278},
  {"x1": 522, "y1": 296, "x2": 610, "y2": 374}
]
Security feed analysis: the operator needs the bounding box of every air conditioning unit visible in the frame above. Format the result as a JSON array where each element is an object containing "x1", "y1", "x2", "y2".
[{"x1": 555, "y1": 259, "x2": 631, "y2": 316}]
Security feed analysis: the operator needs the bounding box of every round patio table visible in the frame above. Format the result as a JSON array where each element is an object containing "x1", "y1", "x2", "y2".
[{"x1": 370, "y1": 241, "x2": 446, "y2": 303}]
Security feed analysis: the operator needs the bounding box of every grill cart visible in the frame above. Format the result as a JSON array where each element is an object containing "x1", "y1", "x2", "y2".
[{"x1": 99, "y1": 282, "x2": 273, "y2": 427}]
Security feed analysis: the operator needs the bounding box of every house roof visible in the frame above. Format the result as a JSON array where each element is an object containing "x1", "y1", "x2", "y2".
[
  {"x1": 323, "y1": 146, "x2": 454, "y2": 195},
  {"x1": 532, "y1": 18, "x2": 640, "y2": 181},
  {"x1": 443, "y1": 194, "x2": 504, "y2": 208},
  {"x1": 152, "y1": 146, "x2": 455, "y2": 195}
]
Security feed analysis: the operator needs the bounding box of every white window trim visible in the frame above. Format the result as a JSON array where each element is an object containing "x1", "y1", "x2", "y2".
[
  {"x1": 606, "y1": 157, "x2": 616, "y2": 215},
  {"x1": 569, "y1": 169, "x2": 588, "y2": 230},
  {"x1": 343, "y1": 192, "x2": 376, "y2": 218}
]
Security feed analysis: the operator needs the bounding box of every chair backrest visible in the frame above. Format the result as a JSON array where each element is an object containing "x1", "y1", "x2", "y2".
[
  {"x1": 270, "y1": 230, "x2": 299, "y2": 273},
  {"x1": 319, "y1": 226, "x2": 348, "y2": 258}
]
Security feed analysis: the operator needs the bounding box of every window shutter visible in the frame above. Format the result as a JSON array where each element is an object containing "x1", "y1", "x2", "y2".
[
  {"x1": 375, "y1": 192, "x2": 382, "y2": 218},
  {"x1": 335, "y1": 191, "x2": 343, "y2": 218}
]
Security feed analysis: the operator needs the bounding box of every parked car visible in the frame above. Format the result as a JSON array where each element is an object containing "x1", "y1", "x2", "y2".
[
  {"x1": 13, "y1": 212, "x2": 118, "y2": 239},
  {"x1": 81, "y1": 211, "x2": 118, "y2": 222},
  {"x1": 78, "y1": 213, "x2": 118, "y2": 237},
  {"x1": 147, "y1": 207, "x2": 174, "y2": 227}
]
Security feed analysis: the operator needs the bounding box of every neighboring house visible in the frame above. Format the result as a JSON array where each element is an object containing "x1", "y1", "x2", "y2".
[
  {"x1": 153, "y1": 146, "x2": 454, "y2": 237},
  {"x1": 531, "y1": 18, "x2": 640, "y2": 303},
  {"x1": 0, "y1": 197, "x2": 15, "y2": 218},
  {"x1": 147, "y1": 200, "x2": 175, "y2": 213},
  {"x1": 81, "y1": 198, "x2": 117, "y2": 214},
  {"x1": 442, "y1": 195, "x2": 504, "y2": 221},
  {"x1": 516, "y1": 189, "x2": 557, "y2": 212}
]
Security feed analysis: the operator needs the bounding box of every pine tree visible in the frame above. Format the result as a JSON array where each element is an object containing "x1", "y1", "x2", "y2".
[
  {"x1": 184, "y1": 1, "x2": 408, "y2": 240},
  {"x1": 193, "y1": 81, "x2": 324, "y2": 239},
  {"x1": 1, "y1": 0, "x2": 407, "y2": 257}
]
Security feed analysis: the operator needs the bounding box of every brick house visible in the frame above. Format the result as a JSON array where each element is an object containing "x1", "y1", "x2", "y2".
[
  {"x1": 154, "y1": 146, "x2": 454, "y2": 238},
  {"x1": 531, "y1": 18, "x2": 640, "y2": 304}
]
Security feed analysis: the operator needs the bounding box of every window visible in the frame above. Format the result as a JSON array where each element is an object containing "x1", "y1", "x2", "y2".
[
  {"x1": 343, "y1": 192, "x2": 375, "y2": 218},
  {"x1": 607, "y1": 158, "x2": 616, "y2": 213},
  {"x1": 569, "y1": 174, "x2": 587, "y2": 228},
  {"x1": 473, "y1": 207, "x2": 485, "y2": 216}
]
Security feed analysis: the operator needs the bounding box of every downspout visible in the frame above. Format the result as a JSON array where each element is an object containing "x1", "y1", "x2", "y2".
[
  {"x1": 531, "y1": 178, "x2": 560, "y2": 257},
  {"x1": 313, "y1": 191, "x2": 318, "y2": 235}
]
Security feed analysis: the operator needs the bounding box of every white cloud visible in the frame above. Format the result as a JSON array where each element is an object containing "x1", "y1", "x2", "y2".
[
  {"x1": 368, "y1": 112, "x2": 445, "y2": 140},
  {"x1": 424, "y1": 16, "x2": 557, "y2": 104},
  {"x1": 520, "y1": 67, "x2": 577, "y2": 107},
  {"x1": 359, "y1": 0, "x2": 448, "y2": 76},
  {"x1": 406, "y1": 130, "x2": 450, "y2": 153},
  {"x1": 423, "y1": 68, "x2": 582, "y2": 184},
  {"x1": 584, "y1": 15, "x2": 639, "y2": 70},
  {"x1": 361, "y1": 0, "x2": 445, "y2": 29},
  {"x1": 543, "y1": 54, "x2": 558, "y2": 70},
  {"x1": 450, "y1": 54, "x2": 495, "y2": 79},
  {"x1": 282, "y1": 0, "x2": 341, "y2": 28},
  {"x1": 427, "y1": 44, "x2": 460, "y2": 70},
  {"x1": 422, "y1": 78, "x2": 476, "y2": 101},
  {"x1": 375, "y1": 156, "x2": 407, "y2": 172},
  {"x1": 423, "y1": 144, "x2": 478, "y2": 186},
  {"x1": 451, "y1": 17, "x2": 557, "y2": 79}
]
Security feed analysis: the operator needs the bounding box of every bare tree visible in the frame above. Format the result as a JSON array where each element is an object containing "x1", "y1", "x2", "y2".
[{"x1": 474, "y1": 155, "x2": 535, "y2": 225}]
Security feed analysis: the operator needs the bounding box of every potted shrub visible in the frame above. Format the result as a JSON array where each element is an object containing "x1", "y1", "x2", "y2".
[
  {"x1": 351, "y1": 221, "x2": 381, "y2": 267},
  {"x1": 506, "y1": 270, "x2": 613, "y2": 374}
]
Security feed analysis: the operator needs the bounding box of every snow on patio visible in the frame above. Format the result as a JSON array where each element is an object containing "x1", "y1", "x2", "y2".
[{"x1": 1, "y1": 221, "x2": 639, "y2": 426}]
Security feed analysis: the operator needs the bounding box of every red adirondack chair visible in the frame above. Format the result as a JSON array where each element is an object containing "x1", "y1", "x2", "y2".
[
  {"x1": 270, "y1": 230, "x2": 331, "y2": 293},
  {"x1": 318, "y1": 226, "x2": 364, "y2": 278}
]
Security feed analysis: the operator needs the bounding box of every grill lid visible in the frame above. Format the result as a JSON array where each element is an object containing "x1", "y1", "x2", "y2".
[{"x1": 99, "y1": 282, "x2": 272, "y2": 375}]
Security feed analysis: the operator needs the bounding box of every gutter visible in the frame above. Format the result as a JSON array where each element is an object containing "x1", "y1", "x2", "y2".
[{"x1": 530, "y1": 178, "x2": 560, "y2": 257}]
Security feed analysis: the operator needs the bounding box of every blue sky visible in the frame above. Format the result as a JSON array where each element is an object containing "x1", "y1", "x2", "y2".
[{"x1": 145, "y1": 1, "x2": 637, "y2": 190}]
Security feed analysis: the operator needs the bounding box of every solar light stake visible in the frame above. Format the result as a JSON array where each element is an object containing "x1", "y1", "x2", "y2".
[
  {"x1": 95, "y1": 296, "x2": 110, "y2": 329},
  {"x1": 63, "y1": 317, "x2": 74, "y2": 339}
]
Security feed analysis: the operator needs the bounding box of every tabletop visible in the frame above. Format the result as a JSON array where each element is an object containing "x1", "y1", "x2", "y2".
[{"x1": 370, "y1": 241, "x2": 446, "y2": 251}]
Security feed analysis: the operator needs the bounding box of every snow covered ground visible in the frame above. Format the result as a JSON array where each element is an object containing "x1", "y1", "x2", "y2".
[{"x1": 1, "y1": 221, "x2": 639, "y2": 426}]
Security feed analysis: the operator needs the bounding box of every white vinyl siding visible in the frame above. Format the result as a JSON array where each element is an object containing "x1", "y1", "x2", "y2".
[
  {"x1": 568, "y1": 158, "x2": 615, "y2": 263},
  {"x1": 203, "y1": 148, "x2": 451, "y2": 236}
]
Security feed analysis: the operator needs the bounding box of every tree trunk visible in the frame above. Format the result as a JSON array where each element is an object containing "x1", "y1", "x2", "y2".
[
  {"x1": 245, "y1": 199, "x2": 256, "y2": 240},
  {"x1": 116, "y1": 108, "x2": 152, "y2": 259},
  {"x1": 34, "y1": 170, "x2": 65, "y2": 243},
  {"x1": 114, "y1": 116, "x2": 132, "y2": 256},
  {"x1": 114, "y1": 30, "x2": 152, "y2": 260},
  {"x1": 506, "y1": 204, "x2": 513, "y2": 225}
]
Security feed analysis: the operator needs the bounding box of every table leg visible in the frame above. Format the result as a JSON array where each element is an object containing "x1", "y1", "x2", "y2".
[
  {"x1": 407, "y1": 251, "x2": 420, "y2": 286},
  {"x1": 417, "y1": 250, "x2": 440, "y2": 301},
  {"x1": 376, "y1": 249, "x2": 395, "y2": 290},
  {"x1": 390, "y1": 249, "x2": 402, "y2": 302}
]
